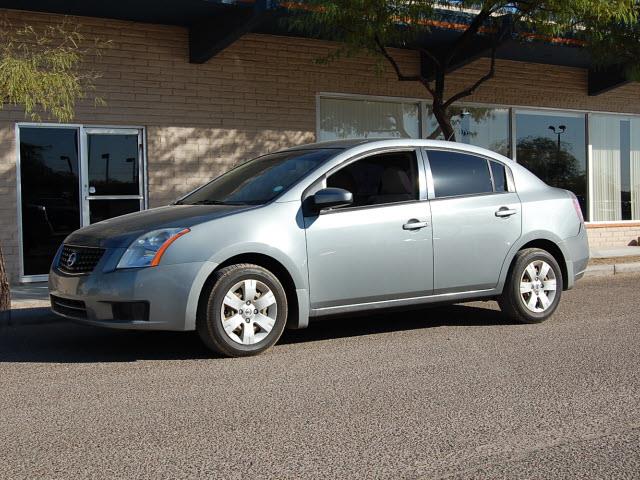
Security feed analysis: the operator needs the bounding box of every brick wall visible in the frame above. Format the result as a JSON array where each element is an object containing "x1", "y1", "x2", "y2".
[
  {"x1": 2, "y1": 9, "x2": 640, "y2": 281},
  {"x1": 0, "y1": 124, "x2": 18, "y2": 281},
  {"x1": 587, "y1": 225, "x2": 640, "y2": 250}
]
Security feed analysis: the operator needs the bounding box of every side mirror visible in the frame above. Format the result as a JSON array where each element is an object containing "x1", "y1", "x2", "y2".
[{"x1": 312, "y1": 187, "x2": 353, "y2": 210}]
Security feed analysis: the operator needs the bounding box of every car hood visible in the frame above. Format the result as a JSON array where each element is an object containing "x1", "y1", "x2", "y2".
[{"x1": 65, "y1": 204, "x2": 256, "y2": 248}]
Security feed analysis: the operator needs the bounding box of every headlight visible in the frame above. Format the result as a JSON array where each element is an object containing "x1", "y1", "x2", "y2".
[{"x1": 117, "y1": 228, "x2": 190, "y2": 269}]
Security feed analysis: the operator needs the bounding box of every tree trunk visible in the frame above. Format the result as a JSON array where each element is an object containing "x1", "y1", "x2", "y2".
[
  {"x1": 0, "y1": 243, "x2": 11, "y2": 318},
  {"x1": 431, "y1": 100, "x2": 456, "y2": 142}
]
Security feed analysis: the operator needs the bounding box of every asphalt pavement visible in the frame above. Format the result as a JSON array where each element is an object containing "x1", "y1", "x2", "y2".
[{"x1": 1, "y1": 274, "x2": 639, "y2": 479}]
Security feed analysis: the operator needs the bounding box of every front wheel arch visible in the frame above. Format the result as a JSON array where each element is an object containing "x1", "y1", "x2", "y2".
[{"x1": 197, "y1": 253, "x2": 300, "y2": 330}]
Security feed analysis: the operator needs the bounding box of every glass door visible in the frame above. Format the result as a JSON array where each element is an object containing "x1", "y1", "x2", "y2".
[
  {"x1": 18, "y1": 126, "x2": 81, "y2": 278},
  {"x1": 18, "y1": 125, "x2": 146, "y2": 280},
  {"x1": 81, "y1": 128, "x2": 145, "y2": 225}
]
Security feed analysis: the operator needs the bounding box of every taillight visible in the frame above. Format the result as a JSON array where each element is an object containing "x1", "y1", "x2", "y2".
[{"x1": 569, "y1": 193, "x2": 584, "y2": 223}]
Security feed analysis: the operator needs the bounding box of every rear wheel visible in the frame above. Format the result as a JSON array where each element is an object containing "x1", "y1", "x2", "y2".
[
  {"x1": 197, "y1": 263, "x2": 288, "y2": 357},
  {"x1": 498, "y1": 248, "x2": 562, "y2": 324}
]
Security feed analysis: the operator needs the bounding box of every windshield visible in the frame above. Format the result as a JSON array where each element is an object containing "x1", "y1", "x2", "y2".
[{"x1": 177, "y1": 148, "x2": 339, "y2": 206}]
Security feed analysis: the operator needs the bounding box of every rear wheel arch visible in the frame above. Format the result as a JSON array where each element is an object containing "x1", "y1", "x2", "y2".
[
  {"x1": 509, "y1": 239, "x2": 569, "y2": 291},
  {"x1": 198, "y1": 253, "x2": 300, "y2": 330}
]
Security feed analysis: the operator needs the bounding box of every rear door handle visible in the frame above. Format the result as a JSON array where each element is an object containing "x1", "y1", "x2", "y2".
[
  {"x1": 495, "y1": 207, "x2": 517, "y2": 217},
  {"x1": 403, "y1": 219, "x2": 429, "y2": 230}
]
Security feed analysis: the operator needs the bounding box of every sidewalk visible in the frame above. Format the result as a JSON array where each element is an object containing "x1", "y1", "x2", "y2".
[
  {"x1": 585, "y1": 246, "x2": 640, "y2": 277},
  {"x1": 10, "y1": 282, "x2": 49, "y2": 309}
]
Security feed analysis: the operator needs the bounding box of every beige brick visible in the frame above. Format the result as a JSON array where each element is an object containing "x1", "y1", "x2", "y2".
[{"x1": 2, "y1": 8, "x2": 640, "y2": 281}]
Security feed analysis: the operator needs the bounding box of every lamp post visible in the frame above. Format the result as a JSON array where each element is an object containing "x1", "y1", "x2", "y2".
[
  {"x1": 101, "y1": 153, "x2": 110, "y2": 186},
  {"x1": 548, "y1": 124, "x2": 566, "y2": 152},
  {"x1": 125, "y1": 157, "x2": 137, "y2": 184},
  {"x1": 59, "y1": 155, "x2": 73, "y2": 174},
  {"x1": 548, "y1": 125, "x2": 567, "y2": 187}
]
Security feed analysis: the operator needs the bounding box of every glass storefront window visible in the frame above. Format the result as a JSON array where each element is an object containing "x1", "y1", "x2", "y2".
[
  {"x1": 426, "y1": 106, "x2": 511, "y2": 157},
  {"x1": 590, "y1": 115, "x2": 640, "y2": 221},
  {"x1": 319, "y1": 97, "x2": 420, "y2": 141},
  {"x1": 317, "y1": 95, "x2": 640, "y2": 223},
  {"x1": 515, "y1": 111, "x2": 588, "y2": 219}
]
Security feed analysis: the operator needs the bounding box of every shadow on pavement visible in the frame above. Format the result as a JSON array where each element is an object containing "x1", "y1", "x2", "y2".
[{"x1": 0, "y1": 303, "x2": 512, "y2": 363}]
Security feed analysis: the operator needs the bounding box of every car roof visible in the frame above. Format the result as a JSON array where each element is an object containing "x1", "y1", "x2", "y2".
[{"x1": 283, "y1": 138, "x2": 516, "y2": 165}]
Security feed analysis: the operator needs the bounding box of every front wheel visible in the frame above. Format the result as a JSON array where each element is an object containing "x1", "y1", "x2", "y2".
[
  {"x1": 498, "y1": 248, "x2": 562, "y2": 324},
  {"x1": 197, "y1": 263, "x2": 288, "y2": 357}
]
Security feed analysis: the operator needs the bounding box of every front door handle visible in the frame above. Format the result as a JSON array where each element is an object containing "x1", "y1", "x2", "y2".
[
  {"x1": 403, "y1": 219, "x2": 429, "y2": 230},
  {"x1": 495, "y1": 207, "x2": 517, "y2": 217}
]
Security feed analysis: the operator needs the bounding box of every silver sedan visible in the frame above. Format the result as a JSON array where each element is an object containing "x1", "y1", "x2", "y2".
[{"x1": 49, "y1": 139, "x2": 589, "y2": 357}]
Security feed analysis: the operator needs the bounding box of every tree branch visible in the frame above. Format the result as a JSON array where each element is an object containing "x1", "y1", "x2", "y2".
[
  {"x1": 443, "y1": 46, "x2": 496, "y2": 108},
  {"x1": 373, "y1": 34, "x2": 436, "y2": 97},
  {"x1": 446, "y1": 7, "x2": 494, "y2": 65},
  {"x1": 373, "y1": 34, "x2": 419, "y2": 82},
  {"x1": 418, "y1": 47, "x2": 441, "y2": 70}
]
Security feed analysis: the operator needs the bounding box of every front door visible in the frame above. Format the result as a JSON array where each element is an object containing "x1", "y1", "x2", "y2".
[
  {"x1": 17, "y1": 125, "x2": 145, "y2": 280},
  {"x1": 304, "y1": 149, "x2": 433, "y2": 311}
]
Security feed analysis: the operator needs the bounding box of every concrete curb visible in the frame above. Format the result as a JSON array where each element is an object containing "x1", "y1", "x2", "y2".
[
  {"x1": 614, "y1": 262, "x2": 640, "y2": 274},
  {"x1": 585, "y1": 262, "x2": 640, "y2": 277}
]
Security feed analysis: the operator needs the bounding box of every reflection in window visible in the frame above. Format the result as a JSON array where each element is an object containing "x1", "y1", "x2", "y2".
[
  {"x1": 515, "y1": 111, "x2": 587, "y2": 219},
  {"x1": 19, "y1": 127, "x2": 81, "y2": 275},
  {"x1": 89, "y1": 199, "x2": 142, "y2": 224},
  {"x1": 87, "y1": 134, "x2": 140, "y2": 196},
  {"x1": 426, "y1": 106, "x2": 510, "y2": 157},
  {"x1": 590, "y1": 115, "x2": 640, "y2": 221},
  {"x1": 428, "y1": 150, "x2": 493, "y2": 198},
  {"x1": 319, "y1": 97, "x2": 420, "y2": 140},
  {"x1": 490, "y1": 161, "x2": 508, "y2": 192},
  {"x1": 327, "y1": 151, "x2": 418, "y2": 207}
]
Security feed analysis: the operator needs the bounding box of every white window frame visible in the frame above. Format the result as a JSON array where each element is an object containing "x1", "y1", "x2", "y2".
[{"x1": 15, "y1": 122, "x2": 148, "y2": 283}]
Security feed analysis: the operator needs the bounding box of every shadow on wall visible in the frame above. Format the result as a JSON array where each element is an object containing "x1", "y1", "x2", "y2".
[{"x1": 146, "y1": 126, "x2": 315, "y2": 206}]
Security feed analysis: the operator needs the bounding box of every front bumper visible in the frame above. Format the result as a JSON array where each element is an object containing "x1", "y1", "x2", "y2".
[{"x1": 49, "y1": 248, "x2": 207, "y2": 331}]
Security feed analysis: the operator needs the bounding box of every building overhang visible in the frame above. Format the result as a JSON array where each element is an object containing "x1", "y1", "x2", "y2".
[{"x1": 0, "y1": 0, "x2": 633, "y2": 96}]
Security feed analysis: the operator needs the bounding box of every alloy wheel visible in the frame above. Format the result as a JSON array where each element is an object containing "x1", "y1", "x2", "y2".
[
  {"x1": 520, "y1": 260, "x2": 557, "y2": 313},
  {"x1": 220, "y1": 279, "x2": 278, "y2": 345}
]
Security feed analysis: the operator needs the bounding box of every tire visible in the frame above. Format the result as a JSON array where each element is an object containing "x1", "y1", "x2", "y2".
[
  {"x1": 196, "y1": 263, "x2": 288, "y2": 357},
  {"x1": 498, "y1": 248, "x2": 563, "y2": 324}
]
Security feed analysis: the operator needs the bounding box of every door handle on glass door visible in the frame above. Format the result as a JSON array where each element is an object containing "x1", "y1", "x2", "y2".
[
  {"x1": 403, "y1": 219, "x2": 429, "y2": 230},
  {"x1": 495, "y1": 207, "x2": 517, "y2": 217}
]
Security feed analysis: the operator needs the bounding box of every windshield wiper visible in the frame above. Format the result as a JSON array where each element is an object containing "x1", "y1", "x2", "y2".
[{"x1": 189, "y1": 200, "x2": 250, "y2": 206}]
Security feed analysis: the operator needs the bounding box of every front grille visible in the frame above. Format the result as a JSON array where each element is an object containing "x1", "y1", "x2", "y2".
[
  {"x1": 51, "y1": 295, "x2": 88, "y2": 319},
  {"x1": 58, "y1": 245, "x2": 105, "y2": 274}
]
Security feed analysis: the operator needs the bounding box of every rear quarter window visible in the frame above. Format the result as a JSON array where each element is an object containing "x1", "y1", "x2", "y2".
[{"x1": 490, "y1": 160, "x2": 509, "y2": 192}]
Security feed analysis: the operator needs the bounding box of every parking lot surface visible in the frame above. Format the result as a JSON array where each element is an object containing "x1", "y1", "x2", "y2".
[{"x1": 1, "y1": 274, "x2": 639, "y2": 479}]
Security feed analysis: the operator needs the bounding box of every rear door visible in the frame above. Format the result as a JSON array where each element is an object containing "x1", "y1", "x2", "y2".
[{"x1": 424, "y1": 149, "x2": 521, "y2": 294}]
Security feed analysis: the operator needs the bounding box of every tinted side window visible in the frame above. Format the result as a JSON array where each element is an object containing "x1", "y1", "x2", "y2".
[
  {"x1": 490, "y1": 160, "x2": 508, "y2": 192},
  {"x1": 427, "y1": 150, "x2": 493, "y2": 198},
  {"x1": 327, "y1": 151, "x2": 418, "y2": 207}
]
